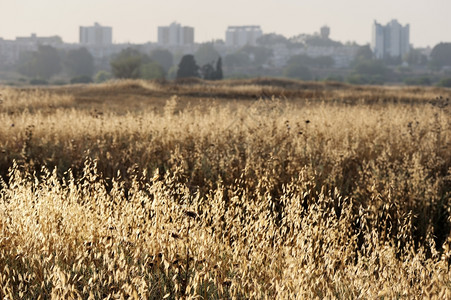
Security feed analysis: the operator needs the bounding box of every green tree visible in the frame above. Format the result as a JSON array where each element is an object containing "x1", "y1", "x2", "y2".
[
  {"x1": 201, "y1": 63, "x2": 216, "y2": 80},
  {"x1": 149, "y1": 49, "x2": 173, "y2": 73},
  {"x1": 176, "y1": 55, "x2": 199, "y2": 79},
  {"x1": 110, "y1": 48, "x2": 148, "y2": 79},
  {"x1": 70, "y1": 76, "x2": 93, "y2": 84},
  {"x1": 167, "y1": 65, "x2": 178, "y2": 80},
  {"x1": 430, "y1": 43, "x2": 451, "y2": 67},
  {"x1": 437, "y1": 77, "x2": 451, "y2": 87},
  {"x1": 215, "y1": 57, "x2": 223, "y2": 80},
  {"x1": 347, "y1": 59, "x2": 388, "y2": 85},
  {"x1": 64, "y1": 47, "x2": 94, "y2": 77},
  {"x1": 195, "y1": 43, "x2": 220, "y2": 67},
  {"x1": 95, "y1": 71, "x2": 113, "y2": 83},
  {"x1": 201, "y1": 57, "x2": 223, "y2": 80},
  {"x1": 404, "y1": 76, "x2": 431, "y2": 86},
  {"x1": 140, "y1": 62, "x2": 165, "y2": 79},
  {"x1": 17, "y1": 45, "x2": 62, "y2": 79}
]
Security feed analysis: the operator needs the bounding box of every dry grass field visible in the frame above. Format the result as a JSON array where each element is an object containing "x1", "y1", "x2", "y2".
[{"x1": 0, "y1": 78, "x2": 450, "y2": 298}]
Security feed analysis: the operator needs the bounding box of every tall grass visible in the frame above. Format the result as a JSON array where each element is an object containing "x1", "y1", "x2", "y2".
[{"x1": 0, "y1": 81, "x2": 450, "y2": 298}]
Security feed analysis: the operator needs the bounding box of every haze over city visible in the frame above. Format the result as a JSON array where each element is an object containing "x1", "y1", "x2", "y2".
[{"x1": 1, "y1": 0, "x2": 450, "y2": 47}]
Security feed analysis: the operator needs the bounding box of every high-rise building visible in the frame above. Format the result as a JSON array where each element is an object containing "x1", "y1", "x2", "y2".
[
  {"x1": 371, "y1": 20, "x2": 410, "y2": 59},
  {"x1": 157, "y1": 22, "x2": 194, "y2": 46},
  {"x1": 79, "y1": 22, "x2": 112, "y2": 46},
  {"x1": 225, "y1": 26, "x2": 263, "y2": 47}
]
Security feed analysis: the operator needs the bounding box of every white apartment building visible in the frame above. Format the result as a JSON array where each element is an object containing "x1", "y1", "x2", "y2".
[
  {"x1": 0, "y1": 34, "x2": 63, "y2": 66},
  {"x1": 371, "y1": 20, "x2": 410, "y2": 59},
  {"x1": 225, "y1": 26, "x2": 263, "y2": 47},
  {"x1": 157, "y1": 22, "x2": 194, "y2": 46},
  {"x1": 79, "y1": 22, "x2": 113, "y2": 46}
]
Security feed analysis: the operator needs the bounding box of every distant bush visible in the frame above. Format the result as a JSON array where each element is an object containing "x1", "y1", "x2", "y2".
[
  {"x1": 437, "y1": 77, "x2": 451, "y2": 88},
  {"x1": 347, "y1": 74, "x2": 384, "y2": 85},
  {"x1": 95, "y1": 71, "x2": 113, "y2": 83},
  {"x1": 29, "y1": 78, "x2": 49, "y2": 85},
  {"x1": 52, "y1": 79, "x2": 67, "y2": 86},
  {"x1": 324, "y1": 75, "x2": 343, "y2": 82},
  {"x1": 140, "y1": 62, "x2": 165, "y2": 80},
  {"x1": 283, "y1": 64, "x2": 312, "y2": 80},
  {"x1": 404, "y1": 77, "x2": 432, "y2": 86},
  {"x1": 70, "y1": 76, "x2": 93, "y2": 84}
]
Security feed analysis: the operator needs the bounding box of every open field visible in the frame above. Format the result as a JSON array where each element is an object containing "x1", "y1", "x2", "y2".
[{"x1": 0, "y1": 79, "x2": 450, "y2": 298}]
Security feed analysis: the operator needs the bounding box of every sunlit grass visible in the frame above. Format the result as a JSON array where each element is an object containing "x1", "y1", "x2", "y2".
[{"x1": 0, "y1": 80, "x2": 450, "y2": 298}]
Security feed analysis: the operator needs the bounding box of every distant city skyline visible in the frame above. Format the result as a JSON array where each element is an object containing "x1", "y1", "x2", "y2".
[{"x1": 0, "y1": 0, "x2": 449, "y2": 47}]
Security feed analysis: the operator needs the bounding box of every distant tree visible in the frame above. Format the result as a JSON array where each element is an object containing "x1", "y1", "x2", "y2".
[
  {"x1": 256, "y1": 33, "x2": 289, "y2": 47},
  {"x1": 355, "y1": 59, "x2": 387, "y2": 77},
  {"x1": 215, "y1": 57, "x2": 223, "y2": 80},
  {"x1": 195, "y1": 43, "x2": 220, "y2": 67},
  {"x1": 176, "y1": 55, "x2": 200, "y2": 78},
  {"x1": 64, "y1": 47, "x2": 94, "y2": 77},
  {"x1": 430, "y1": 43, "x2": 451, "y2": 67},
  {"x1": 16, "y1": 51, "x2": 35, "y2": 77},
  {"x1": 167, "y1": 65, "x2": 178, "y2": 80},
  {"x1": 404, "y1": 76, "x2": 431, "y2": 86},
  {"x1": 240, "y1": 45, "x2": 273, "y2": 65},
  {"x1": 286, "y1": 54, "x2": 314, "y2": 68},
  {"x1": 224, "y1": 52, "x2": 251, "y2": 69},
  {"x1": 140, "y1": 61, "x2": 165, "y2": 79},
  {"x1": 149, "y1": 49, "x2": 173, "y2": 73},
  {"x1": 304, "y1": 36, "x2": 342, "y2": 47},
  {"x1": 383, "y1": 55, "x2": 402, "y2": 66},
  {"x1": 17, "y1": 45, "x2": 62, "y2": 79},
  {"x1": 286, "y1": 54, "x2": 334, "y2": 70},
  {"x1": 354, "y1": 45, "x2": 373, "y2": 62},
  {"x1": 201, "y1": 57, "x2": 223, "y2": 80},
  {"x1": 403, "y1": 49, "x2": 428, "y2": 66},
  {"x1": 201, "y1": 63, "x2": 216, "y2": 80},
  {"x1": 70, "y1": 75, "x2": 93, "y2": 84},
  {"x1": 313, "y1": 56, "x2": 334, "y2": 68},
  {"x1": 95, "y1": 70, "x2": 113, "y2": 83},
  {"x1": 110, "y1": 48, "x2": 148, "y2": 79},
  {"x1": 283, "y1": 64, "x2": 312, "y2": 80},
  {"x1": 437, "y1": 77, "x2": 451, "y2": 87},
  {"x1": 347, "y1": 58, "x2": 388, "y2": 85}
]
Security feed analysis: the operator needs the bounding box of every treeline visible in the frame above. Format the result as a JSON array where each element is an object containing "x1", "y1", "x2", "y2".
[
  {"x1": 110, "y1": 49, "x2": 223, "y2": 81},
  {"x1": 14, "y1": 46, "x2": 175, "y2": 84},
  {"x1": 12, "y1": 45, "x2": 223, "y2": 85},
  {"x1": 9, "y1": 40, "x2": 451, "y2": 87}
]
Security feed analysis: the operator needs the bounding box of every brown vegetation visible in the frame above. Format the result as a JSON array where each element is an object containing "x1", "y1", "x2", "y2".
[{"x1": 0, "y1": 79, "x2": 450, "y2": 298}]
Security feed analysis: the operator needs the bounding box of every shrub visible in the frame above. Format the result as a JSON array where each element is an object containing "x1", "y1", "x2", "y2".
[
  {"x1": 70, "y1": 75, "x2": 93, "y2": 84},
  {"x1": 95, "y1": 71, "x2": 113, "y2": 83},
  {"x1": 29, "y1": 78, "x2": 48, "y2": 85},
  {"x1": 437, "y1": 77, "x2": 451, "y2": 88}
]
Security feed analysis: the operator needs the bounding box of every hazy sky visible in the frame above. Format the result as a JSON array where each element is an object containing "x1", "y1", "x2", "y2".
[{"x1": 0, "y1": 0, "x2": 449, "y2": 47}]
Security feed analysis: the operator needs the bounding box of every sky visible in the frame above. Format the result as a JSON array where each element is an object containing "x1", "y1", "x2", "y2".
[{"x1": 0, "y1": 0, "x2": 449, "y2": 48}]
